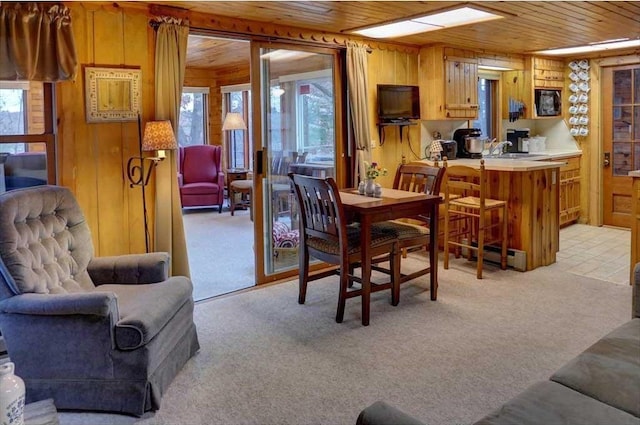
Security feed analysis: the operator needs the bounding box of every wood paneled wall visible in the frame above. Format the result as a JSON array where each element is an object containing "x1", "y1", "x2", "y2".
[
  {"x1": 57, "y1": 3, "x2": 155, "y2": 256},
  {"x1": 367, "y1": 49, "x2": 419, "y2": 188}
]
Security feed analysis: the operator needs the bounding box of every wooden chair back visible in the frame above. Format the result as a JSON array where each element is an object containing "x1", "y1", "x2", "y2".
[
  {"x1": 289, "y1": 173, "x2": 347, "y2": 255},
  {"x1": 443, "y1": 159, "x2": 486, "y2": 208},
  {"x1": 393, "y1": 163, "x2": 445, "y2": 196}
]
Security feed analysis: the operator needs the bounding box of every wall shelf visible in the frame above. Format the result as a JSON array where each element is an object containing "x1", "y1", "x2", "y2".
[{"x1": 377, "y1": 121, "x2": 417, "y2": 145}]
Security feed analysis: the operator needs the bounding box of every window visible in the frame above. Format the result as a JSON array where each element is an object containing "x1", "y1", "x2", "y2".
[
  {"x1": 295, "y1": 75, "x2": 334, "y2": 161},
  {"x1": 473, "y1": 75, "x2": 498, "y2": 139},
  {"x1": 0, "y1": 81, "x2": 56, "y2": 192},
  {"x1": 222, "y1": 85, "x2": 251, "y2": 170},
  {"x1": 178, "y1": 87, "x2": 209, "y2": 147}
]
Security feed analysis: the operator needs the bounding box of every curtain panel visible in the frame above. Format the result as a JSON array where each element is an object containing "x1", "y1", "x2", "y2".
[
  {"x1": 0, "y1": 2, "x2": 77, "y2": 81},
  {"x1": 346, "y1": 41, "x2": 372, "y2": 183},
  {"x1": 153, "y1": 18, "x2": 190, "y2": 277}
]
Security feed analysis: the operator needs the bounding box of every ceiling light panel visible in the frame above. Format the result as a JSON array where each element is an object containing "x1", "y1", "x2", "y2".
[
  {"x1": 413, "y1": 7, "x2": 502, "y2": 28},
  {"x1": 352, "y1": 6, "x2": 502, "y2": 39},
  {"x1": 353, "y1": 20, "x2": 439, "y2": 38},
  {"x1": 537, "y1": 39, "x2": 640, "y2": 55}
]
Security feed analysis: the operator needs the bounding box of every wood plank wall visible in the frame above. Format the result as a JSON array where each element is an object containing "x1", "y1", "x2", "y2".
[
  {"x1": 367, "y1": 49, "x2": 419, "y2": 188},
  {"x1": 57, "y1": 3, "x2": 155, "y2": 256}
]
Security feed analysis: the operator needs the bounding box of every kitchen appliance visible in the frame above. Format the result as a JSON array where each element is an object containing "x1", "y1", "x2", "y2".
[
  {"x1": 534, "y1": 89, "x2": 562, "y2": 117},
  {"x1": 453, "y1": 128, "x2": 482, "y2": 158},
  {"x1": 506, "y1": 128, "x2": 530, "y2": 153},
  {"x1": 440, "y1": 140, "x2": 457, "y2": 160}
]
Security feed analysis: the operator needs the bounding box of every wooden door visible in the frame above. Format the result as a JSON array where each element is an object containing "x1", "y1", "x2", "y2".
[{"x1": 603, "y1": 65, "x2": 640, "y2": 227}]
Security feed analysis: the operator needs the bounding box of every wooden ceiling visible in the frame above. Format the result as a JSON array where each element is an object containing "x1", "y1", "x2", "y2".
[{"x1": 170, "y1": 1, "x2": 640, "y2": 70}]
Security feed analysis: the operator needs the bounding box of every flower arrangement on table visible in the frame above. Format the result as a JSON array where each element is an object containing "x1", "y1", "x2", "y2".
[{"x1": 365, "y1": 161, "x2": 388, "y2": 180}]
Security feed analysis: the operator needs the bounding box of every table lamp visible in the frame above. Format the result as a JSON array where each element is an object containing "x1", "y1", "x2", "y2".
[{"x1": 429, "y1": 140, "x2": 443, "y2": 160}]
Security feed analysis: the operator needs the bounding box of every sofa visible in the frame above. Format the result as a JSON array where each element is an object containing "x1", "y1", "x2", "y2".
[
  {"x1": 357, "y1": 265, "x2": 640, "y2": 425},
  {"x1": 0, "y1": 185, "x2": 200, "y2": 416}
]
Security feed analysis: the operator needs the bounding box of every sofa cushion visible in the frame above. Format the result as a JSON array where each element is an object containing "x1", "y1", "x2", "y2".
[
  {"x1": 98, "y1": 277, "x2": 193, "y2": 350},
  {"x1": 550, "y1": 318, "x2": 640, "y2": 417},
  {"x1": 475, "y1": 380, "x2": 640, "y2": 425}
]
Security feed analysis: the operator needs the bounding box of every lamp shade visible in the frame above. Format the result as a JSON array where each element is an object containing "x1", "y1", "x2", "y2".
[
  {"x1": 429, "y1": 140, "x2": 443, "y2": 153},
  {"x1": 142, "y1": 120, "x2": 177, "y2": 152},
  {"x1": 222, "y1": 112, "x2": 247, "y2": 131}
]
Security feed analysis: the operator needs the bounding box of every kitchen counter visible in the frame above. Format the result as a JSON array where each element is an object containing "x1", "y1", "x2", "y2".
[{"x1": 415, "y1": 153, "x2": 568, "y2": 271}]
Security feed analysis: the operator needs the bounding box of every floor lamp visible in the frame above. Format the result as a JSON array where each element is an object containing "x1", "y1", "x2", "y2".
[
  {"x1": 127, "y1": 119, "x2": 178, "y2": 252},
  {"x1": 222, "y1": 112, "x2": 247, "y2": 169}
]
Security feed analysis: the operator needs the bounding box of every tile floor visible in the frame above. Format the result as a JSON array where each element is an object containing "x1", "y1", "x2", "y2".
[{"x1": 558, "y1": 223, "x2": 631, "y2": 285}]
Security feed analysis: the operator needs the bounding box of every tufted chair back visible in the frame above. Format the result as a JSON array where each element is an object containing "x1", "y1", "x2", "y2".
[{"x1": 0, "y1": 185, "x2": 95, "y2": 298}]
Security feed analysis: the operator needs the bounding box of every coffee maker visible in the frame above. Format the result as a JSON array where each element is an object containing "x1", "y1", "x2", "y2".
[
  {"x1": 453, "y1": 128, "x2": 482, "y2": 158},
  {"x1": 506, "y1": 128, "x2": 530, "y2": 153}
]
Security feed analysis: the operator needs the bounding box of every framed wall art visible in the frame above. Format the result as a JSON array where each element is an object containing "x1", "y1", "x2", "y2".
[{"x1": 85, "y1": 67, "x2": 141, "y2": 123}]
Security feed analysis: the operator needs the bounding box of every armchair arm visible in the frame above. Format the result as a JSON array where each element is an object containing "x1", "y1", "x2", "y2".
[
  {"x1": 217, "y1": 170, "x2": 225, "y2": 187},
  {"x1": 0, "y1": 293, "x2": 120, "y2": 373},
  {"x1": 178, "y1": 172, "x2": 184, "y2": 187},
  {"x1": 0, "y1": 292, "x2": 118, "y2": 316},
  {"x1": 88, "y1": 252, "x2": 170, "y2": 285}
]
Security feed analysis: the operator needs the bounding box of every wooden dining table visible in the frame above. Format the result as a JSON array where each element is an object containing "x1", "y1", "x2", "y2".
[{"x1": 340, "y1": 188, "x2": 442, "y2": 326}]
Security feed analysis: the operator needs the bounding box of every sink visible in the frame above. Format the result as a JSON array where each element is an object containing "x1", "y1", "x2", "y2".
[{"x1": 482, "y1": 153, "x2": 550, "y2": 161}]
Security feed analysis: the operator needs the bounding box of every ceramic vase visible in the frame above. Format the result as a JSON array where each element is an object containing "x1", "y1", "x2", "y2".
[
  {"x1": 0, "y1": 362, "x2": 25, "y2": 425},
  {"x1": 374, "y1": 183, "x2": 383, "y2": 198},
  {"x1": 364, "y1": 179, "x2": 376, "y2": 197}
]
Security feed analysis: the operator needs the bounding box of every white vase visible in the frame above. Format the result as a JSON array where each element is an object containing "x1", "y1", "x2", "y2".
[
  {"x1": 0, "y1": 362, "x2": 25, "y2": 425},
  {"x1": 358, "y1": 180, "x2": 365, "y2": 195},
  {"x1": 374, "y1": 183, "x2": 383, "y2": 198},
  {"x1": 364, "y1": 179, "x2": 376, "y2": 197}
]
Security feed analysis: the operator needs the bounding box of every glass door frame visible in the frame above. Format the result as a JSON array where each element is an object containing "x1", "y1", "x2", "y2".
[{"x1": 249, "y1": 40, "x2": 347, "y2": 285}]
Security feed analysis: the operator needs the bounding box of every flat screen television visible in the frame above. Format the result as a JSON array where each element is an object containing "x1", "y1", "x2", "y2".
[{"x1": 377, "y1": 84, "x2": 420, "y2": 121}]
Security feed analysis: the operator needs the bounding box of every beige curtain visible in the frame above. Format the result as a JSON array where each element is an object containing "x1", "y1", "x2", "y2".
[
  {"x1": 153, "y1": 18, "x2": 190, "y2": 277},
  {"x1": 346, "y1": 41, "x2": 372, "y2": 183},
  {"x1": 0, "y1": 2, "x2": 77, "y2": 81}
]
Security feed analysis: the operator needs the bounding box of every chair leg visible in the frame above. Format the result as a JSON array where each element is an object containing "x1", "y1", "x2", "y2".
[
  {"x1": 477, "y1": 216, "x2": 484, "y2": 279},
  {"x1": 444, "y1": 209, "x2": 450, "y2": 270},
  {"x1": 230, "y1": 190, "x2": 236, "y2": 216},
  {"x1": 336, "y1": 269, "x2": 348, "y2": 323},
  {"x1": 298, "y1": 247, "x2": 309, "y2": 304},
  {"x1": 218, "y1": 203, "x2": 223, "y2": 213},
  {"x1": 391, "y1": 247, "x2": 401, "y2": 306}
]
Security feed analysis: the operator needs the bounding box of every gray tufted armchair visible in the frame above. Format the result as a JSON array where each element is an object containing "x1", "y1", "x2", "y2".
[{"x1": 0, "y1": 185, "x2": 200, "y2": 416}]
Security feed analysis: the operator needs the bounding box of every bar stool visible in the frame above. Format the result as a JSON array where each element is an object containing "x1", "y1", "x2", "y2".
[
  {"x1": 443, "y1": 159, "x2": 508, "y2": 279},
  {"x1": 229, "y1": 179, "x2": 252, "y2": 220}
]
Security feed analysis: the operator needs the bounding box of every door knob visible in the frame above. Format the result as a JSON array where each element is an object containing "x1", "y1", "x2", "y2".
[{"x1": 603, "y1": 152, "x2": 611, "y2": 167}]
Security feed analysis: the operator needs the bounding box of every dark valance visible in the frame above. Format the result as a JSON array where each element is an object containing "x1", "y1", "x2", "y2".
[{"x1": 0, "y1": 2, "x2": 77, "y2": 81}]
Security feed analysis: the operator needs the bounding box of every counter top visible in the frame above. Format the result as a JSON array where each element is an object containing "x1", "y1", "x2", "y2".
[{"x1": 418, "y1": 158, "x2": 563, "y2": 172}]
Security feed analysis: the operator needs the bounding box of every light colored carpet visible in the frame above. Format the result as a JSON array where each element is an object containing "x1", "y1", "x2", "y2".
[
  {"x1": 182, "y1": 208, "x2": 255, "y2": 301},
  {"x1": 58, "y1": 254, "x2": 633, "y2": 425}
]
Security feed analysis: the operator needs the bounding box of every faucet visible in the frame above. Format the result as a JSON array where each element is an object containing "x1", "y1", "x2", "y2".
[{"x1": 489, "y1": 140, "x2": 513, "y2": 156}]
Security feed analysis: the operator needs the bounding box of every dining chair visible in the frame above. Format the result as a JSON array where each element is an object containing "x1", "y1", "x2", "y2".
[
  {"x1": 289, "y1": 173, "x2": 401, "y2": 323},
  {"x1": 370, "y1": 163, "x2": 445, "y2": 289},
  {"x1": 443, "y1": 159, "x2": 508, "y2": 279}
]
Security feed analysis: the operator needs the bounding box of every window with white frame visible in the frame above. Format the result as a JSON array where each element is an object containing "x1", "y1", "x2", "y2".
[{"x1": 178, "y1": 87, "x2": 209, "y2": 147}]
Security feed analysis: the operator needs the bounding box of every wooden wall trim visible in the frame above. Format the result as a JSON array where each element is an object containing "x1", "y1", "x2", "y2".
[{"x1": 147, "y1": 4, "x2": 419, "y2": 54}]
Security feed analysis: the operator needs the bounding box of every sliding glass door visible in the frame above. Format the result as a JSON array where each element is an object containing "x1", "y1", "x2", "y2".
[{"x1": 250, "y1": 42, "x2": 345, "y2": 284}]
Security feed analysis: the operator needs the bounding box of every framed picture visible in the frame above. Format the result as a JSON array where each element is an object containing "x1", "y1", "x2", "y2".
[{"x1": 84, "y1": 67, "x2": 141, "y2": 123}]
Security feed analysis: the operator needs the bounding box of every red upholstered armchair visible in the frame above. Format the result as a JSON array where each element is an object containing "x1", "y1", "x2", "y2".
[{"x1": 178, "y1": 145, "x2": 225, "y2": 212}]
